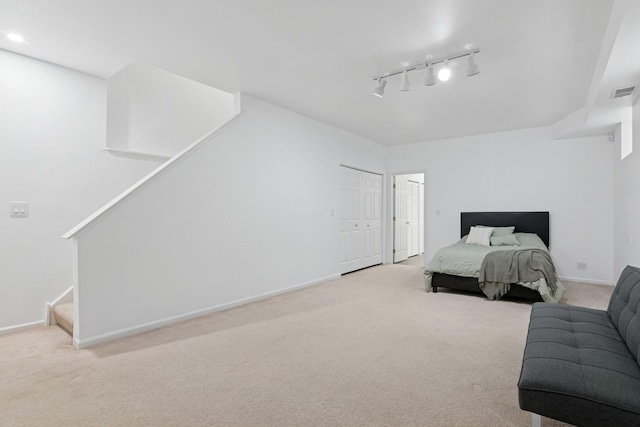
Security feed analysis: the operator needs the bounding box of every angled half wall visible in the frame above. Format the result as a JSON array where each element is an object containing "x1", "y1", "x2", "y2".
[{"x1": 65, "y1": 94, "x2": 386, "y2": 348}]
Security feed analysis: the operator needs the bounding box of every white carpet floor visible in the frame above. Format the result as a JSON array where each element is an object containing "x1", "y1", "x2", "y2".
[{"x1": 0, "y1": 263, "x2": 612, "y2": 426}]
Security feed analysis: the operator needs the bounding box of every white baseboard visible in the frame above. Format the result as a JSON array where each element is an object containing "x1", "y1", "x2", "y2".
[
  {"x1": 74, "y1": 273, "x2": 340, "y2": 349},
  {"x1": 0, "y1": 320, "x2": 44, "y2": 336},
  {"x1": 46, "y1": 286, "x2": 74, "y2": 327},
  {"x1": 558, "y1": 276, "x2": 614, "y2": 286},
  {"x1": 45, "y1": 303, "x2": 53, "y2": 327}
]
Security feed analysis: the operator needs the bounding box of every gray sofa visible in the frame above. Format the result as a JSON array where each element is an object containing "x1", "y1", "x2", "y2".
[{"x1": 518, "y1": 265, "x2": 640, "y2": 427}]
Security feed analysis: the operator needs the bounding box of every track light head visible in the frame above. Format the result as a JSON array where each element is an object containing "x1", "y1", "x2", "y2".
[
  {"x1": 438, "y1": 60, "x2": 451, "y2": 82},
  {"x1": 399, "y1": 70, "x2": 410, "y2": 91},
  {"x1": 424, "y1": 64, "x2": 436, "y2": 86},
  {"x1": 373, "y1": 78, "x2": 387, "y2": 97},
  {"x1": 466, "y1": 51, "x2": 479, "y2": 77}
]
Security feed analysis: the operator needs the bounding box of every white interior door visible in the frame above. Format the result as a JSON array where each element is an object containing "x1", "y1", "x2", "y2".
[
  {"x1": 340, "y1": 167, "x2": 362, "y2": 273},
  {"x1": 362, "y1": 171, "x2": 382, "y2": 268},
  {"x1": 408, "y1": 181, "x2": 420, "y2": 257},
  {"x1": 394, "y1": 176, "x2": 409, "y2": 263},
  {"x1": 340, "y1": 167, "x2": 382, "y2": 274},
  {"x1": 420, "y1": 182, "x2": 424, "y2": 254}
]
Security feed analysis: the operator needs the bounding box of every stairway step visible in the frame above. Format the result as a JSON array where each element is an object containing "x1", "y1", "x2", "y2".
[{"x1": 53, "y1": 303, "x2": 74, "y2": 336}]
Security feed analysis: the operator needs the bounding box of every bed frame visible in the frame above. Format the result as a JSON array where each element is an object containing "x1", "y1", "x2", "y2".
[{"x1": 432, "y1": 211, "x2": 550, "y2": 300}]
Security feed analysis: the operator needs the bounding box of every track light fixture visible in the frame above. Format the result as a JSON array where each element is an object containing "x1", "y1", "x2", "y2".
[
  {"x1": 373, "y1": 78, "x2": 387, "y2": 97},
  {"x1": 372, "y1": 49, "x2": 480, "y2": 96}
]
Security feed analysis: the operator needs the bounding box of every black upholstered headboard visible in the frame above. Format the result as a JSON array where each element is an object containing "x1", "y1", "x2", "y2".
[{"x1": 460, "y1": 212, "x2": 550, "y2": 248}]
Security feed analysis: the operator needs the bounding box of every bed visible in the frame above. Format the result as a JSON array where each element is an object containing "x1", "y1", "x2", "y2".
[{"x1": 424, "y1": 212, "x2": 565, "y2": 302}]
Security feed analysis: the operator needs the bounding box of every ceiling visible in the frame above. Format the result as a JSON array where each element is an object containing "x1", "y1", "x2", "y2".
[{"x1": 0, "y1": 0, "x2": 631, "y2": 146}]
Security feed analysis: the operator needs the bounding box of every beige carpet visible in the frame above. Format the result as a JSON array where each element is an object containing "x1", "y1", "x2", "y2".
[{"x1": 0, "y1": 264, "x2": 612, "y2": 426}]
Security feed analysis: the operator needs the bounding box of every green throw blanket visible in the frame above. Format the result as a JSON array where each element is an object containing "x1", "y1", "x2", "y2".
[{"x1": 478, "y1": 249, "x2": 559, "y2": 301}]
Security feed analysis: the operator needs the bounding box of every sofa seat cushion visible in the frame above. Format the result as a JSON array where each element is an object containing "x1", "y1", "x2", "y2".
[{"x1": 518, "y1": 303, "x2": 640, "y2": 427}]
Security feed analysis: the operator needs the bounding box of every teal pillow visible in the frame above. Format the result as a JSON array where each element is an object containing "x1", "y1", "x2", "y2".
[
  {"x1": 490, "y1": 234, "x2": 520, "y2": 246},
  {"x1": 477, "y1": 225, "x2": 515, "y2": 236}
]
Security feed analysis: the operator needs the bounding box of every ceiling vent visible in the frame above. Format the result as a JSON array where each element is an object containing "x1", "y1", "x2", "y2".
[{"x1": 611, "y1": 85, "x2": 636, "y2": 99}]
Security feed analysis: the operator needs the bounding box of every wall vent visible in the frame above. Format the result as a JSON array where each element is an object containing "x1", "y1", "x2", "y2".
[{"x1": 611, "y1": 85, "x2": 636, "y2": 99}]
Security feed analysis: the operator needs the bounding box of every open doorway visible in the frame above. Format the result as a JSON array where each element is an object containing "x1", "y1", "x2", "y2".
[{"x1": 393, "y1": 173, "x2": 424, "y2": 264}]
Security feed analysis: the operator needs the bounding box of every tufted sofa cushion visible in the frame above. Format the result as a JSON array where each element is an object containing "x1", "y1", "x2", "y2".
[
  {"x1": 518, "y1": 266, "x2": 640, "y2": 427},
  {"x1": 608, "y1": 265, "x2": 640, "y2": 362}
]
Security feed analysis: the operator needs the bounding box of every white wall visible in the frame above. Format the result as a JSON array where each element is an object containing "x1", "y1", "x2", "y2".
[
  {"x1": 400, "y1": 173, "x2": 424, "y2": 184},
  {"x1": 107, "y1": 62, "x2": 236, "y2": 157},
  {"x1": 613, "y1": 97, "x2": 640, "y2": 278},
  {"x1": 72, "y1": 94, "x2": 387, "y2": 346},
  {"x1": 0, "y1": 50, "x2": 161, "y2": 332},
  {"x1": 388, "y1": 126, "x2": 614, "y2": 284}
]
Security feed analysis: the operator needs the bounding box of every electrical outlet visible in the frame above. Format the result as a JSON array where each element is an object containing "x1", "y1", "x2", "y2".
[
  {"x1": 577, "y1": 262, "x2": 587, "y2": 271},
  {"x1": 9, "y1": 201, "x2": 29, "y2": 219}
]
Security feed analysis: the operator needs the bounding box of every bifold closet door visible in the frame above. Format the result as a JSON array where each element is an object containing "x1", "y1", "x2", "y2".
[
  {"x1": 340, "y1": 167, "x2": 363, "y2": 273},
  {"x1": 340, "y1": 167, "x2": 382, "y2": 274},
  {"x1": 361, "y1": 171, "x2": 382, "y2": 268}
]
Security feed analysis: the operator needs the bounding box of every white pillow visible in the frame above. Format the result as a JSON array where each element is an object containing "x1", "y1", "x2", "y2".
[{"x1": 465, "y1": 226, "x2": 494, "y2": 246}]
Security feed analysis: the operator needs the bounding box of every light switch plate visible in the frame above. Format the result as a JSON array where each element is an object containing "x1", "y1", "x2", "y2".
[{"x1": 9, "y1": 201, "x2": 29, "y2": 219}]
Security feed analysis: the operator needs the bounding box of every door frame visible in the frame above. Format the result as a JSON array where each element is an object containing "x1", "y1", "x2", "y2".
[
  {"x1": 407, "y1": 179, "x2": 421, "y2": 257},
  {"x1": 393, "y1": 175, "x2": 409, "y2": 263},
  {"x1": 388, "y1": 171, "x2": 426, "y2": 264}
]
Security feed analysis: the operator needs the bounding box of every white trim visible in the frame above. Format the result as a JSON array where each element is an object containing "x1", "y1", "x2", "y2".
[
  {"x1": 46, "y1": 286, "x2": 74, "y2": 326},
  {"x1": 104, "y1": 147, "x2": 171, "y2": 161},
  {"x1": 45, "y1": 303, "x2": 52, "y2": 327},
  {"x1": 339, "y1": 164, "x2": 384, "y2": 176},
  {"x1": 50, "y1": 286, "x2": 73, "y2": 307},
  {"x1": 0, "y1": 320, "x2": 44, "y2": 336},
  {"x1": 558, "y1": 276, "x2": 614, "y2": 286},
  {"x1": 74, "y1": 273, "x2": 340, "y2": 349},
  {"x1": 72, "y1": 239, "x2": 79, "y2": 344},
  {"x1": 63, "y1": 112, "x2": 243, "y2": 239}
]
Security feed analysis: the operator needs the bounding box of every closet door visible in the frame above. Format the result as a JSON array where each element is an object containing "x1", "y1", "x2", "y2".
[
  {"x1": 340, "y1": 167, "x2": 382, "y2": 274},
  {"x1": 340, "y1": 167, "x2": 363, "y2": 273},
  {"x1": 362, "y1": 171, "x2": 382, "y2": 268}
]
